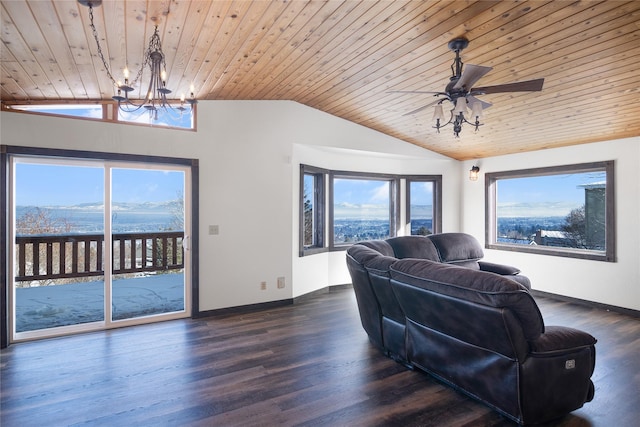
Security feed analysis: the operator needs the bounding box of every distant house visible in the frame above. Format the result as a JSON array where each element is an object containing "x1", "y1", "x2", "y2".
[
  {"x1": 579, "y1": 181, "x2": 606, "y2": 250},
  {"x1": 533, "y1": 230, "x2": 575, "y2": 247}
]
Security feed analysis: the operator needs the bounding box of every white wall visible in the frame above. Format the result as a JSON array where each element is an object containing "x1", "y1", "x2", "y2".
[
  {"x1": 2, "y1": 103, "x2": 637, "y2": 311},
  {"x1": 460, "y1": 137, "x2": 640, "y2": 311},
  {"x1": 0, "y1": 101, "x2": 458, "y2": 309}
]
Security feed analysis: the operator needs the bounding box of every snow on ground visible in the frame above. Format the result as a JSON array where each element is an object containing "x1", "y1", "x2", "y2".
[{"x1": 15, "y1": 273, "x2": 185, "y2": 332}]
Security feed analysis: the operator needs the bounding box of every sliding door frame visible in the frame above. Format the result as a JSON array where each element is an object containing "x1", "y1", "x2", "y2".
[{"x1": 1, "y1": 145, "x2": 200, "y2": 348}]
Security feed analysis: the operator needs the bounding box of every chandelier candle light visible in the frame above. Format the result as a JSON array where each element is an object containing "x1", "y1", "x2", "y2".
[{"x1": 78, "y1": 0, "x2": 197, "y2": 121}]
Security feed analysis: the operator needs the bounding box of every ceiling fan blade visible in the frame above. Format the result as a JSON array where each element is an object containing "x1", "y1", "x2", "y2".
[
  {"x1": 453, "y1": 64, "x2": 492, "y2": 90},
  {"x1": 402, "y1": 99, "x2": 443, "y2": 116},
  {"x1": 466, "y1": 95, "x2": 492, "y2": 110},
  {"x1": 471, "y1": 78, "x2": 545, "y2": 95},
  {"x1": 387, "y1": 90, "x2": 448, "y2": 96}
]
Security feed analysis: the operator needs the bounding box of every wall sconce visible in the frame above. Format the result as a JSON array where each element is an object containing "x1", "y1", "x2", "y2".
[{"x1": 469, "y1": 165, "x2": 480, "y2": 181}]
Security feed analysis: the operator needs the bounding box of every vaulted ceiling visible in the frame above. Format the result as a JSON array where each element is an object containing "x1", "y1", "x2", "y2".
[{"x1": 2, "y1": 1, "x2": 639, "y2": 160}]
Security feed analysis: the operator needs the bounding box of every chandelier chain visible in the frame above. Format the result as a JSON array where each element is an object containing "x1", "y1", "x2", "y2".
[
  {"x1": 88, "y1": 4, "x2": 148, "y2": 88},
  {"x1": 88, "y1": 5, "x2": 117, "y2": 86}
]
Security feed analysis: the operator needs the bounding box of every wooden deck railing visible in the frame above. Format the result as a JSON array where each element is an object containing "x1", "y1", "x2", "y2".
[{"x1": 15, "y1": 231, "x2": 184, "y2": 282}]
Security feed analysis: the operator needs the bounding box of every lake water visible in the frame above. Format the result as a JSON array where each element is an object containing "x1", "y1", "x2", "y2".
[{"x1": 16, "y1": 206, "x2": 180, "y2": 234}]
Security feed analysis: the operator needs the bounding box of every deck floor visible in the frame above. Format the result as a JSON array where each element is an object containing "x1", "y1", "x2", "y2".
[{"x1": 14, "y1": 273, "x2": 185, "y2": 332}]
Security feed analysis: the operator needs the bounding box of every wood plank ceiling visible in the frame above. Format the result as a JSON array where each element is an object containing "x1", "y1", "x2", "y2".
[{"x1": 1, "y1": 0, "x2": 639, "y2": 160}]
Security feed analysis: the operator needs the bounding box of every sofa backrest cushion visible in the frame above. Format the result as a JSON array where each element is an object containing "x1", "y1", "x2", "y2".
[
  {"x1": 346, "y1": 244, "x2": 396, "y2": 272},
  {"x1": 427, "y1": 232, "x2": 484, "y2": 268},
  {"x1": 358, "y1": 240, "x2": 395, "y2": 257},
  {"x1": 386, "y1": 236, "x2": 440, "y2": 261},
  {"x1": 390, "y1": 258, "x2": 544, "y2": 342}
]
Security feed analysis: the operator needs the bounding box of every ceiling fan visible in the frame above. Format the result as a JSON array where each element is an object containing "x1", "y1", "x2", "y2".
[{"x1": 390, "y1": 37, "x2": 544, "y2": 137}]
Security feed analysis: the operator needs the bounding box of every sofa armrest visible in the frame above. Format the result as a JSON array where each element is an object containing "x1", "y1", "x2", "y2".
[
  {"x1": 364, "y1": 255, "x2": 397, "y2": 276},
  {"x1": 529, "y1": 325, "x2": 597, "y2": 354},
  {"x1": 478, "y1": 261, "x2": 520, "y2": 275},
  {"x1": 522, "y1": 325, "x2": 597, "y2": 422}
]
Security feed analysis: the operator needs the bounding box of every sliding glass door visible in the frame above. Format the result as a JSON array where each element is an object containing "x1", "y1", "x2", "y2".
[
  {"x1": 13, "y1": 161, "x2": 106, "y2": 334},
  {"x1": 110, "y1": 167, "x2": 187, "y2": 321},
  {"x1": 10, "y1": 157, "x2": 191, "y2": 341}
]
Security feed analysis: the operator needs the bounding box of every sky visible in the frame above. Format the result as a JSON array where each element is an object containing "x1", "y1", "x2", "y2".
[
  {"x1": 333, "y1": 179, "x2": 435, "y2": 220},
  {"x1": 334, "y1": 178, "x2": 390, "y2": 205},
  {"x1": 13, "y1": 104, "x2": 193, "y2": 129},
  {"x1": 16, "y1": 162, "x2": 605, "y2": 219},
  {"x1": 15, "y1": 163, "x2": 184, "y2": 206},
  {"x1": 496, "y1": 171, "x2": 606, "y2": 217}
]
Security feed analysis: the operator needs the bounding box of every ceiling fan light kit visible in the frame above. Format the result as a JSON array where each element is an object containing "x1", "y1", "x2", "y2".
[{"x1": 392, "y1": 37, "x2": 544, "y2": 138}]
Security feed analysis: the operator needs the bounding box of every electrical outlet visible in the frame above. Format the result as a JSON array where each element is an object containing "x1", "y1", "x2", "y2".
[
  {"x1": 260, "y1": 281, "x2": 267, "y2": 290},
  {"x1": 277, "y1": 277, "x2": 285, "y2": 289},
  {"x1": 208, "y1": 225, "x2": 219, "y2": 235}
]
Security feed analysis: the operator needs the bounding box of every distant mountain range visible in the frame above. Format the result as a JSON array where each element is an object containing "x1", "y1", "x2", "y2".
[
  {"x1": 334, "y1": 202, "x2": 434, "y2": 220},
  {"x1": 19, "y1": 200, "x2": 182, "y2": 212},
  {"x1": 16, "y1": 201, "x2": 183, "y2": 233},
  {"x1": 497, "y1": 201, "x2": 580, "y2": 218}
]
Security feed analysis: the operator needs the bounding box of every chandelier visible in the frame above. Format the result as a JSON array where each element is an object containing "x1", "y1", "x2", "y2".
[{"x1": 78, "y1": 0, "x2": 197, "y2": 121}]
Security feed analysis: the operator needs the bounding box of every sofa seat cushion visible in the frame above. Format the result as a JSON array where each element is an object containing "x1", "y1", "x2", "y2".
[{"x1": 390, "y1": 258, "x2": 544, "y2": 341}]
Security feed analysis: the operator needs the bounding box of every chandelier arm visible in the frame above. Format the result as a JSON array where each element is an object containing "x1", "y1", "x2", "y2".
[
  {"x1": 460, "y1": 114, "x2": 483, "y2": 132},
  {"x1": 116, "y1": 100, "x2": 147, "y2": 113},
  {"x1": 432, "y1": 103, "x2": 454, "y2": 130}
]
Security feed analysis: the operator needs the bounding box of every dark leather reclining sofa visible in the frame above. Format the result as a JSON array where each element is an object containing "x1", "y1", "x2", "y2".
[{"x1": 346, "y1": 233, "x2": 596, "y2": 425}]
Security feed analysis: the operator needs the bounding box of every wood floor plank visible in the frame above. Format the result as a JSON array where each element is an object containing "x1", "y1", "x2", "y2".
[{"x1": 1, "y1": 288, "x2": 639, "y2": 426}]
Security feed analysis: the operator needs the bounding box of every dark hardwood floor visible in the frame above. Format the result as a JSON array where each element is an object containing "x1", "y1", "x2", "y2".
[{"x1": 1, "y1": 287, "x2": 639, "y2": 426}]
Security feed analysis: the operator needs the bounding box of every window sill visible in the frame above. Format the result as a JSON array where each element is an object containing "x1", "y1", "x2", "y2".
[{"x1": 486, "y1": 242, "x2": 614, "y2": 262}]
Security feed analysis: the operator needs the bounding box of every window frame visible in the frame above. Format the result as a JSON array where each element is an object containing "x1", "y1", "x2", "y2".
[
  {"x1": 329, "y1": 170, "x2": 400, "y2": 251},
  {"x1": 485, "y1": 161, "x2": 615, "y2": 262},
  {"x1": 406, "y1": 175, "x2": 443, "y2": 236},
  {"x1": 1, "y1": 102, "x2": 197, "y2": 132},
  {"x1": 299, "y1": 164, "x2": 327, "y2": 256},
  {"x1": 299, "y1": 165, "x2": 443, "y2": 255}
]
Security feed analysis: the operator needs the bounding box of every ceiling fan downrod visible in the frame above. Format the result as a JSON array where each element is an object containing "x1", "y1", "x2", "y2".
[{"x1": 448, "y1": 37, "x2": 469, "y2": 81}]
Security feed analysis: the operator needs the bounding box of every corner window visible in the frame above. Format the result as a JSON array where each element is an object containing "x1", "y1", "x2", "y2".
[
  {"x1": 330, "y1": 173, "x2": 399, "y2": 248},
  {"x1": 299, "y1": 165, "x2": 441, "y2": 255},
  {"x1": 300, "y1": 165, "x2": 326, "y2": 256},
  {"x1": 407, "y1": 176, "x2": 442, "y2": 235},
  {"x1": 486, "y1": 161, "x2": 615, "y2": 262}
]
